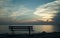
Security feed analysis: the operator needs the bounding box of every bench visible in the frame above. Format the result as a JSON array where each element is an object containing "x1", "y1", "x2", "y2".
[{"x1": 9, "y1": 26, "x2": 33, "y2": 35}]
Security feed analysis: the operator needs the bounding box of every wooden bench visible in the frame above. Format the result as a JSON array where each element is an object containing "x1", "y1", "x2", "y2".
[{"x1": 9, "y1": 26, "x2": 33, "y2": 35}]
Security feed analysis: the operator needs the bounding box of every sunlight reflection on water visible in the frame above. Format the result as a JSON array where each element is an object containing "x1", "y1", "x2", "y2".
[
  {"x1": 33, "y1": 25, "x2": 55, "y2": 33},
  {"x1": 0, "y1": 25, "x2": 60, "y2": 34}
]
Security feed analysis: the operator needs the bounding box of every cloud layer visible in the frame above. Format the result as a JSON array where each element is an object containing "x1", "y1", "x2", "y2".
[
  {"x1": 34, "y1": 0, "x2": 60, "y2": 22},
  {"x1": 0, "y1": 0, "x2": 33, "y2": 23},
  {"x1": 0, "y1": 0, "x2": 60, "y2": 24}
]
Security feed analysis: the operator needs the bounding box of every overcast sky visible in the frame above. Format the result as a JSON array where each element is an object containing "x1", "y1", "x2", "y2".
[
  {"x1": 0, "y1": 0, "x2": 60, "y2": 34},
  {"x1": 0, "y1": 0, "x2": 60, "y2": 25}
]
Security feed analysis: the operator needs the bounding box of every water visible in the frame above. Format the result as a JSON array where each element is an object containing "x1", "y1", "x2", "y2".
[
  {"x1": 0, "y1": 25, "x2": 60, "y2": 34},
  {"x1": 33, "y1": 25, "x2": 54, "y2": 32},
  {"x1": 33, "y1": 25, "x2": 60, "y2": 32}
]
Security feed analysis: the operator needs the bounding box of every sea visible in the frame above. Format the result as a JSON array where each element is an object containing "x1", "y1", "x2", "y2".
[{"x1": 0, "y1": 25, "x2": 60, "y2": 34}]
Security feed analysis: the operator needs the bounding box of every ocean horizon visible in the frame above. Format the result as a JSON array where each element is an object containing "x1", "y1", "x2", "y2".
[{"x1": 0, "y1": 25, "x2": 60, "y2": 34}]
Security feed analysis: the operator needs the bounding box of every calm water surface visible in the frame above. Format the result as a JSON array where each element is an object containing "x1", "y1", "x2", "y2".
[{"x1": 0, "y1": 25, "x2": 60, "y2": 34}]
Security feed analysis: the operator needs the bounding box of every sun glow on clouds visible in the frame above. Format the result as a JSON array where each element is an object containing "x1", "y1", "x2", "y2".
[
  {"x1": 34, "y1": 9, "x2": 55, "y2": 22},
  {"x1": 34, "y1": 0, "x2": 60, "y2": 22},
  {"x1": 0, "y1": 0, "x2": 60, "y2": 23}
]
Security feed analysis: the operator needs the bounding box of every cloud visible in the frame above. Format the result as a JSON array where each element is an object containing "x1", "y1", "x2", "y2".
[
  {"x1": 0, "y1": 0, "x2": 12, "y2": 6},
  {"x1": 0, "y1": 0, "x2": 35, "y2": 24},
  {"x1": 57, "y1": 0, "x2": 60, "y2": 1},
  {"x1": 0, "y1": 1, "x2": 33, "y2": 23},
  {"x1": 33, "y1": 0, "x2": 60, "y2": 22},
  {"x1": 0, "y1": 0, "x2": 33, "y2": 21},
  {"x1": 9, "y1": 5, "x2": 33, "y2": 21},
  {"x1": 0, "y1": 0, "x2": 13, "y2": 16},
  {"x1": 0, "y1": 0, "x2": 60, "y2": 24},
  {"x1": 10, "y1": 6, "x2": 32, "y2": 17}
]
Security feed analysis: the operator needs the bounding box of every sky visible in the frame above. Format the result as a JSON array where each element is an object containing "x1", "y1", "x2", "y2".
[
  {"x1": 0, "y1": 0, "x2": 60, "y2": 25},
  {"x1": 0, "y1": 0, "x2": 60, "y2": 34}
]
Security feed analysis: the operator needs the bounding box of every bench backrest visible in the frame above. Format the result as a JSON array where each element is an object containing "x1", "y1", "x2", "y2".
[{"x1": 9, "y1": 26, "x2": 33, "y2": 31}]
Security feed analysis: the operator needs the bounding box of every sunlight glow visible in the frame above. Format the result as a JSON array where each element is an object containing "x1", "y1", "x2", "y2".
[
  {"x1": 34, "y1": 10, "x2": 56, "y2": 22},
  {"x1": 40, "y1": 18, "x2": 53, "y2": 22},
  {"x1": 34, "y1": 12, "x2": 54, "y2": 22}
]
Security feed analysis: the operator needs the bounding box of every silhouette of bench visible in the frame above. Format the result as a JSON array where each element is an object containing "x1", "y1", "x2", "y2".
[{"x1": 9, "y1": 26, "x2": 33, "y2": 35}]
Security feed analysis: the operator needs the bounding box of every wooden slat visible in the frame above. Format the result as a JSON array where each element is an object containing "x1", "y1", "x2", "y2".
[
  {"x1": 12, "y1": 29, "x2": 33, "y2": 31},
  {"x1": 9, "y1": 26, "x2": 33, "y2": 31},
  {"x1": 9, "y1": 26, "x2": 33, "y2": 29}
]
